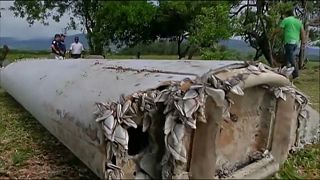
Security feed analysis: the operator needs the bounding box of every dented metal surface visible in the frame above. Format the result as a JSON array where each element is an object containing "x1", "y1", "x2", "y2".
[{"x1": 0, "y1": 59, "x2": 319, "y2": 179}]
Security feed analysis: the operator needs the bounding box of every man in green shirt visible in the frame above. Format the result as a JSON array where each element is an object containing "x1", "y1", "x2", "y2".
[{"x1": 278, "y1": 9, "x2": 306, "y2": 79}]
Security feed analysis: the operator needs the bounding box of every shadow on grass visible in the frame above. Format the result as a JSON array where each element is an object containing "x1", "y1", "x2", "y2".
[{"x1": 0, "y1": 90, "x2": 99, "y2": 179}]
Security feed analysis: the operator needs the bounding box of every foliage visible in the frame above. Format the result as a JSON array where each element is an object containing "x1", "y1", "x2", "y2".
[
  {"x1": 309, "y1": 29, "x2": 320, "y2": 42},
  {"x1": 190, "y1": 3, "x2": 233, "y2": 60},
  {"x1": 106, "y1": 1, "x2": 232, "y2": 59},
  {"x1": 0, "y1": 45, "x2": 9, "y2": 62},
  {"x1": 9, "y1": 0, "x2": 70, "y2": 25},
  {"x1": 151, "y1": 1, "x2": 214, "y2": 39},
  {"x1": 191, "y1": 3, "x2": 232, "y2": 47},
  {"x1": 150, "y1": 1, "x2": 217, "y2": 59},
  {"x1": 96, "y1": 1, "x2": 157, "y2": 48},
  {"x1": 200, "y1": 46, "x2": 243, "y2": 60},
  {"x1": 118, "y1": 41, "x2": 196, "y2": 56}
]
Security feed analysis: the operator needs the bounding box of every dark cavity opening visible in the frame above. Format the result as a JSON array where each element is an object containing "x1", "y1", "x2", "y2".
[{"x1": 127, "y1": 126, "x2": 149, "y2": 156}]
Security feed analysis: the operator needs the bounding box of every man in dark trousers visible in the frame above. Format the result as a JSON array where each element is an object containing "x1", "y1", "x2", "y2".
[
  {"x1": 59, "y1": 34, "x2": 66, "y2": 59},
  {"x1": 274, "y1": 9, "x2": 306, "y2": 79}
]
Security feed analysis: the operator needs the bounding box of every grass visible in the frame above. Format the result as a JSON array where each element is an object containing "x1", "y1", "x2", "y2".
[
  {"x1": 294, "y1": 62, "x2": 320, "y2": 111},
  {"x1": 0, "y1": 89, "x2": 98, "y2": 179},
  {"x1": 11, "y1": 148, "x2": 32, "y2": 166},
  {"x1": 0, "y1": 53, "x2": 319, "y2": 179},
  {"x1": 6, "y1": 50, "x2": 49, "y2": 60},
  {"x1": 4, "y1": 50, "x2": 200, "y2": 62},
  {"x1": 276, "y1": 144, "x2": 320, "y2": 179}
]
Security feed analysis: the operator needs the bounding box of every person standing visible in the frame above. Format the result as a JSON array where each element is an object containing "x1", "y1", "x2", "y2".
[
  {"x1": 59, "y1": 34, "x2": 66, "y2": 59},
  {"x1": 69, "y1": 36, "x2": 84, "y2": 59},
  {"x1": 51, "y1": 34, "x2": 63, "y2": 60},
  {"x1": 279, "y1": 9, "x2": 306, "y2": 79}
]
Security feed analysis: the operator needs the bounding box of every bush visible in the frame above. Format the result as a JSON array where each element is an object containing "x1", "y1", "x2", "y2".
[
  {"x1": 117, "y1": 41, "x2": 199, "y2": 56},
  {"x1": 116, "y1": 41, "x2": 247, "y2": 61},
  {"x1": 200, "y1": 46, "x2": 244, "y2": 60}
]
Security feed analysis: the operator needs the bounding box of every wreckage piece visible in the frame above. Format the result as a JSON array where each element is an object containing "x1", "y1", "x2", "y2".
[{"x1": 0, "y1": 59, "x2": 319, "y2": 179}]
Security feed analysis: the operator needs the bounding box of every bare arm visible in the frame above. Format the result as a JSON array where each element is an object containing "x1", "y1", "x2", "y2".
[{"x1": 300, "y1": 27, "x2": 306, "y2": 45}]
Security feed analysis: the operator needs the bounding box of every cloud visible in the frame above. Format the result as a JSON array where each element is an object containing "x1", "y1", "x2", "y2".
[{"x1": 0, "y1": 1, "x2": 82, "y2": 40}]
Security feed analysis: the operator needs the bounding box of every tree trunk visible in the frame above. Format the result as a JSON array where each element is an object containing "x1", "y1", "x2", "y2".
[
  {"x1": 87, "y1": 32, "x2": 103, "y2": 55},
  {"x1": 93, "y1": 39, "x2": 104, "y2": 55},
  {"x1": 82, "y1": 0, "x2": 104, "y2": 55},
  {"x1": 298, "y1": 0, "x2": 308, "y2": 69},
  {"x1": 87, "y1": 33, "x2": 95, "y2": 55},
  {"x1": 177, "y1": 35, "x2": 182, "y2": 59},
  {"x1": 257, "y1": 1, "x2": 275, "y2": 66},
  {"x1": 298, "y1": 31, "x2": 308, "y2": 69}
]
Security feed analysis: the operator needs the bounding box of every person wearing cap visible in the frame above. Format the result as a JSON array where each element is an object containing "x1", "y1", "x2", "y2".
[
  {"x1": 59, "y1": 34, "x2": 66, "y2": 59},
  {"x1": 51, "y1": 34, "x2": 63, "y2": 60},
  {"x1": 69, "y1": 36, "x2": 84, "y2": 59}
]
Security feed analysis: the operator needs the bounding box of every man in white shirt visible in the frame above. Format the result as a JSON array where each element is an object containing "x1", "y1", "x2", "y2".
[{"x1": 69, "y1": 36, "x2": 84, "y2": 59}]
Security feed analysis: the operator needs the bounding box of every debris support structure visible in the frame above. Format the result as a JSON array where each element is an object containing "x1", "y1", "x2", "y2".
[{"x1": 0, "y1": 59, "x2": 319, "y2": 179}]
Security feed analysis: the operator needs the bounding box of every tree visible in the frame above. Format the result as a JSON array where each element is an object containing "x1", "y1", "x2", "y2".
[
  {"x1": 232, "y1": 0, "x2": 282, "y2": 66},
  {"x1": 296, "y1": 0, "x2": 320, "y2": 68},
  {"x1": 10, "y1": 0, "x2": 104, "y2": 55},
  {"x1": 96, "y1": 1, "x2": 157, "y2": 49},
  {"x1": 151, "y1": 1, "x2": 216, "y2": 59},
  {"x1": 0, "y1": 45, "x2": 9, "y2": 67},
  {"x1": 190, "y1": 3, "x2": 233, "y2": 59}
]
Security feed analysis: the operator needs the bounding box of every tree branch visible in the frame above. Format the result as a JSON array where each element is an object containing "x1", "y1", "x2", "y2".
[{"x1": 230, "y1": 3, "x2": 256, "y2": 18}]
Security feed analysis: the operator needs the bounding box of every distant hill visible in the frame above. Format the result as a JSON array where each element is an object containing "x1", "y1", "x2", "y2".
[
  {"x1": 0, "y1": 34, "x2": 319, "y2": 60},
  {"x1": 219, "y1": 39, "x2": 255, "y2": 54},
  {"x1": 219, "y1": 39, "x2": 319, "y2": 61}
]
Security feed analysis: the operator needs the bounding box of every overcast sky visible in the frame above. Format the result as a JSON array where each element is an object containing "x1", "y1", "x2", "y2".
[{"x1": 0, "y1": 1, "x2": 82, "y2": 40}]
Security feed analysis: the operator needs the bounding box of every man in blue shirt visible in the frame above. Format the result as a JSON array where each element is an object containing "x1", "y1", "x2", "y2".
[{"x1": 51, "y1": 34, "x2": 62, "y2": 60}]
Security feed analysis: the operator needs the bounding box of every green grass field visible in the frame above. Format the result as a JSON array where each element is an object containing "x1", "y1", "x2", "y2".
[
  {"x1": 0, "y1": 53, "x2": 319, "y2": 179},
  {"x1": 5, "y1": 50, "x2": 49, "y2": 60}
]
